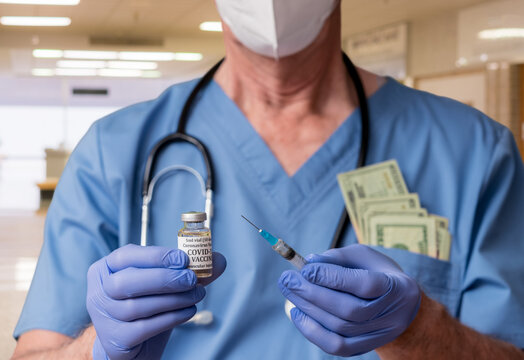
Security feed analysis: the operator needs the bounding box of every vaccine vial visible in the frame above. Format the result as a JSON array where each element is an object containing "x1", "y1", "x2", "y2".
[{"x1": 178, "y1": 211, "x2": 213, "y2": 278}]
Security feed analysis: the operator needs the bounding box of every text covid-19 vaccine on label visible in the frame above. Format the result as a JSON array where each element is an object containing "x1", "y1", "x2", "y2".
[{"x1": 178, "y1": 211, "x2": 212, "y2": 278}]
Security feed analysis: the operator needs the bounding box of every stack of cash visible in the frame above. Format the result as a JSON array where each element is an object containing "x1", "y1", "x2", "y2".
[{"x1": 337, "y1": 160, "x2": 451, "y2": 261}]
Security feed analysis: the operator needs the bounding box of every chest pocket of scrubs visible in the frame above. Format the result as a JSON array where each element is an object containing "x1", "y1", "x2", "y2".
[{"x1": 322, "y1": 247, "x2": 463, "y2": 360}]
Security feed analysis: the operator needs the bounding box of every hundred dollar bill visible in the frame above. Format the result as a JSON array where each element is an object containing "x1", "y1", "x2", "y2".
[
  {"x1": 337, "y1": 160, "x2": 408, "y2": 241},
  {"x1": 369, "y1": 216, "x2": 436, "y2": 256},
  {"x1": 362, "y1": 208, "x2": 428, "y2": 245},
  {"x1": 431, "y1": 215, "x2": 450, "y2": 260}
]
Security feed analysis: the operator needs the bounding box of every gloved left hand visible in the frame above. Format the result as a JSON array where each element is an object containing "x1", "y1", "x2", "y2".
[{"x1": 278, "y1": 244, "x2": 420, "y2": 357}]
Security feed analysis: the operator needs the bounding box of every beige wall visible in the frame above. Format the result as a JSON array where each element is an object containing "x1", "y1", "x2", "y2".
[
  {"x1": 409, "y1": 11, "x2": 459, "y2": 78},
  {"x1": 486, "y1": 64, "x2": 522, "y2": 153},
  {"x1": 408, "y1": 10, "x2": 523, "y2": 153},
  {"x1": 416, "y1": 71, "x2": 487, "y2": 112}
]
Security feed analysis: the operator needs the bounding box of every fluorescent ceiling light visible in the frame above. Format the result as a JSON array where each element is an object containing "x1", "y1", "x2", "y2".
[
  {"x1": 173, "y1": 52, "x2": 203, "y2": 61},
  {"x1": 0, "y1": 0, "x2": 79, "y2": 4},
  {"x1": 98, "y1": 68, "x2": 143, "y2": 77},
  {"x1": 118, "y1": 51, "x2": 202, "y2": 62},
  {"x1": 0, "y1": 16, "x2": 71, "y2": 26},
  {"x1": 478, "y1": 28, "x2": 524, "y2": 40},
  {"x1": 119, "y1": 51, "x2": 176, "y2": 61},
  {"x1": 32, "y1": 68, "x2": 54, "y2": 76},
  {"x1": 199, "y1": 21, "x2": 222, "y2": 32},
  {"x1": 34, "y1": 49, "x2": 200, "y2": 63},
  {"x1": 107, "y1": 61, "x2": 157, "y2": 70},
  {"x1": 55, "y1": 68, "x2": 96, "y2": 76},
  {"x1": 142, "y1": 70, "x2": 162, "y2": 78},
  {"x1": 57, "y1": 60, "x2": 105, "y2": 68},
  {"x1": 63, "y1": 50, "x2": 118, "y2": 60},
  {"x1": 33, "y1": 49, "x2": 63, "y2": 58}
]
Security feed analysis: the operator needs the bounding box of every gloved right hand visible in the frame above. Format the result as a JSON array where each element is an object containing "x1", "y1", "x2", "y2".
[{"x1": 86, "y1": 244, "x2": 226, "y2": 360}]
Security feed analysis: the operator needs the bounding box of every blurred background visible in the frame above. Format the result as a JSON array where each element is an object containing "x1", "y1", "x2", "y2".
[{"x1": 1, "y1": 0, "x2": 523, "y2": 356}]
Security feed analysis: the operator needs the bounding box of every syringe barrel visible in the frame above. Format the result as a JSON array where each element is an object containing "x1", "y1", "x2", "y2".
[
  {"x1": 272, "y1": 239, "x2": 306, "y2": 270},
  {"x1": 288, "y1": 253, "x2": 306, "y2": 270}
]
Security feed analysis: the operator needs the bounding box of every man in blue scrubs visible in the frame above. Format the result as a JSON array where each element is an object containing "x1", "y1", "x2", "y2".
[{"x1": 12, "y1": 1, "x2": 524, "y2": 359}]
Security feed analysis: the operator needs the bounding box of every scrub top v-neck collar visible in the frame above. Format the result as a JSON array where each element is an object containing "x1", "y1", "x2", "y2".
[{"x1": 200, "y1": 78, "x2": 394, "y2": 222}]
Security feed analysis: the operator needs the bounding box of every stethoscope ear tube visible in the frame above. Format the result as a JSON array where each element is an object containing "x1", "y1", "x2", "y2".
[
  {"x1": 140, "y1": 164, "x2": 210, "y2": 246},
  {"x1": 330, "y1": 53, "x2": 370, "y2": 249},
  {"x1": 142, "y1": 58, "x2": 224, "y2": 198},
  {"x1": 140, "y1": 61, "x2": 224, "y2": 246},
  {"x1": 142, "y1": 132, "x2": 214, "y2": 197}
]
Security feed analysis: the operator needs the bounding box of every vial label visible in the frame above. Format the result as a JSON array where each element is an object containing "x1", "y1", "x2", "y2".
[{"x1": 178, "y1": 235, "x2": 213, "y2": 270}]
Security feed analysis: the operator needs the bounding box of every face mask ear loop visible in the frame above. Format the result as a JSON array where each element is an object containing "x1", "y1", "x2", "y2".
[
  {"x1": 140, "y1": 165, "x2": 207, "y2": 247},
  {"x1": 270, "y1": 0, "x2": 279, "y2": 59}
]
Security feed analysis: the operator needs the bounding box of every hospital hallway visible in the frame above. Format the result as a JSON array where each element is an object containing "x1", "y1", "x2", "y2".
[
  {"x1": 0, "y1": 212, "x2": 44, "y2": 356},
  {"x1": 1, "y1": 0, "x2": 524, "y2": 358}
]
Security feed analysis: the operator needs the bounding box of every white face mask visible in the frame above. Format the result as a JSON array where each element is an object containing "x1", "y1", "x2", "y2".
[{"x1": 216, "y1": 0, "x2": 338, "y2": 59}]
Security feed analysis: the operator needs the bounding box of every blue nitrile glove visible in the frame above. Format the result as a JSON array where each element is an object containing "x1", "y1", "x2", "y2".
[
  {"x1": 278, "y1": 244, "x2": 420, "y2": 357},
  {"x1": 86, "y1": 244, "x2": 226, "y2": 360}
]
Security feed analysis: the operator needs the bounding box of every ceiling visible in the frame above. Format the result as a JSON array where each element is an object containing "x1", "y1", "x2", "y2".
[
  {"x1": 0, "y1": 0, "x2": 498, "y2": 79},
  {"x1": 0, "y1": 0, "x2": 498, "y2": 37}
]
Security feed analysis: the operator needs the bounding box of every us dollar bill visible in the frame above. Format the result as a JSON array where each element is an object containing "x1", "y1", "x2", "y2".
[
  {"x1": 357, "y1": 194, "x2": 421, "y2": 243},
  {"x1": 362, "y1": 208, "x2": 428, "y2": 245},
  {"x1": 337, "y1": 160, "x2": 408, "y2": 241},
  {"x1": 430, "y1": 215, "x2": 450, "y2": 260},
  {"x1": 369, "y1": 216, "x2": 436, "y2": 256}
]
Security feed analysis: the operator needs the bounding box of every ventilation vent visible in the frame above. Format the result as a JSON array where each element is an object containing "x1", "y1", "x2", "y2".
[
  {"x1": 89, "y1": 36, "x2": 164, "y2": 47},
  {"x1": 72, "y1": 88, "x2": 109, "y2": 96}
]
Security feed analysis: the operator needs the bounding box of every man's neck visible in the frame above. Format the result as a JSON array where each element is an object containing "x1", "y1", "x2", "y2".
[
  {"x1": 215, "y1": 7, "x2": 355, "y2": 121},
  {"x1": 213, "y1": 7, "x2": 383, "y2": 175}
]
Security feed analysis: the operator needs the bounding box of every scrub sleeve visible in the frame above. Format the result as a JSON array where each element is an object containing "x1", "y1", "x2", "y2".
[
  {"x1": 458, "y1": 128, "x2": 524, "y2": 346},
  {"x1": 13, "y1": 122, "x2": 118, "y2": 338}
]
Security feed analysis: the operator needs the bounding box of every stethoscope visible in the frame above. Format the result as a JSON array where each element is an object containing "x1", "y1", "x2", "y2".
[{"x1": 139, "y1": 52, "x2": 370, "y2": 325}]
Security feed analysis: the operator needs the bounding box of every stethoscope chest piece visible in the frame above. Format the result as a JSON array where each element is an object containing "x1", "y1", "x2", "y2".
[{"x1": 285, "y1": 299, "x2": 295, "y2": 321}]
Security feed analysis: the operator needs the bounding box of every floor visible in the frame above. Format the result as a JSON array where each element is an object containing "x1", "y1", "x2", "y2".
[{"x1": 0, "y1": 211, "x2": 44, "y2": 358}]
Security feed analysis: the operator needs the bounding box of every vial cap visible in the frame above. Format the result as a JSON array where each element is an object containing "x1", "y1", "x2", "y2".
[{"x1": 181, "y1": 211, "x2": 207, "y2": 222}]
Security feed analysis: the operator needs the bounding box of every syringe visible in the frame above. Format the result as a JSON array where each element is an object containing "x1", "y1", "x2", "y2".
[{"x1": 241, "y1": 215, "x2": 306, "y2": 270}]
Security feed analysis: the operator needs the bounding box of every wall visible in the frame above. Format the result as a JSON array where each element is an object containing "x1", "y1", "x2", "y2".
[
  {"x1": 416, "y1": 71, "x2": 487, "y2": 113},
  {"x1": 408, "y1": 9, "x2": 523, "y2": 156},
  {"x1": 486, "y1": 63, "x2": 522, "y2": 156},
  {"x1": 409, "y1": 11, "x2": 459, "y2": 78}
]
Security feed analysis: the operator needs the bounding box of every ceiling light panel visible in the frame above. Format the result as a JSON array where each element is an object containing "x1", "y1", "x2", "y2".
[
  {"x1": 63, "y1": 50, "x2": 118, "y2": 60},
  {"x1": 32, "y1": 68, "x2": 54, "y2": 76},
  {"x1": 142, "y1": 70, "x2": 162, "y2": 78},
  {"x1": 98, "y1": 68, "x2": 143, "y2": 77},
  {"x1": 57, "y1": 60, "x2": 106, "y2": 68},
  {"x1": 107, "y1": 61, "x2": 157, "y2": 70},
  {"x1": 55, "y1": 68, "x2": 97, "y2": 76},
  {"x1": 33, "y1": 49, "x2": 63, "y2": 58},
  {"x1": 0, "y1": 0, "x2": 79, "y2": 4},
  {"x1": 0, "y1": 16, "x2": 71, "y2": 26},
  {"x1": 118, "y1": 52, "x2": 202, "y2": 62},
  {"x1": 118, "y1": 51, "x2": 176, "y2": 61},
  {"x1": 199, "y1": 21, "x2": 222, "y2": 32},
  {"x1": 173, "y1": 53, "x2": 203, "y2": 61},
  {"x1": 478, "y1": 28, "x2": 524, "y2": 40}
]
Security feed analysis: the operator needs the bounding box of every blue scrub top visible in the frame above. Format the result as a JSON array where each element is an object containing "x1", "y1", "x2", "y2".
[{"x1": 15, "y1": 77, "x2": 524, "y2": 359}]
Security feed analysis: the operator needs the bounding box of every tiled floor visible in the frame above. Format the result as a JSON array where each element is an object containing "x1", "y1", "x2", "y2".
[{"x1": 0, "y1": 211, "x2": 44, "y2": 358}]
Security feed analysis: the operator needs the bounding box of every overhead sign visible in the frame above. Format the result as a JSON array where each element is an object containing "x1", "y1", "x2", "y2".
[{"x1": 344, "y1": 23, "x2": 408, "y2": 80}]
